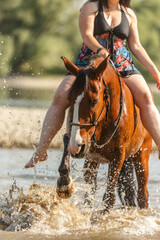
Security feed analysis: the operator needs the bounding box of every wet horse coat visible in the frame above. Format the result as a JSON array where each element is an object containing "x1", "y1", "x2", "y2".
[{"x1": 57, "y1": 55, "x2": 152, "y2": 209}]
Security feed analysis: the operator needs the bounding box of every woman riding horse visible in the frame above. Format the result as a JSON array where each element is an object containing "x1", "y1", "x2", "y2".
[
  {"x1": 58, "y1": 54, "x2": 152, "y2": 209},
  {"x1": 25, "y1": 0, "x2": 160, "y2": 168}
]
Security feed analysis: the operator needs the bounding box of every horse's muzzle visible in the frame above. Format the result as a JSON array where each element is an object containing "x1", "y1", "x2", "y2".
[{"x1": 71, "y1": 144, "x2": 86, "y2": 159}]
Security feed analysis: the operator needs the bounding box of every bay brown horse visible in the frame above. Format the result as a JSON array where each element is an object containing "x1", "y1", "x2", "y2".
[{"x1": 56, "y1": 55, "x2": 152, "y2": 210}]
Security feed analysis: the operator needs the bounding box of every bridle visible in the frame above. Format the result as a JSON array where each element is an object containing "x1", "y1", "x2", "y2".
[{"x1": 70, "y1": 62, "x2": 123, "y2": 149}]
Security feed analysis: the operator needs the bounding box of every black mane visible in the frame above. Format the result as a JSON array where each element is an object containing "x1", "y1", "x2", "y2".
[
  {"x1": 69, "y1": 69, "x2": 88, "y2": 97},
  {"x1": 69, "y1": 54, "x2": 102, "y2": 97}
]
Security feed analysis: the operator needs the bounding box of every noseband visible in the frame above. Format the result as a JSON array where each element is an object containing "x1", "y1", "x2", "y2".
[{"x1": 70, "y1": 62, "x2": 123, "y2": 149}]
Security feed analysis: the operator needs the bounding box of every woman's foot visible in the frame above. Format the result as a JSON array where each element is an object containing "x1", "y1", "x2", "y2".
[{"x1": 25, "y1": 150, "x2": 48, "y2": 168}]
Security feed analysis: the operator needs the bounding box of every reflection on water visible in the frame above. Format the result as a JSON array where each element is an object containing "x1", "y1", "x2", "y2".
[{"x1": 0, "y1": 148, "x2": 160, "y2": 239}]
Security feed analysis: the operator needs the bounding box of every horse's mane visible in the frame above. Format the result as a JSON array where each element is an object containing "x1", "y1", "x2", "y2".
[{"x1": 69, "y1": 54, "x2": 102, "y2": 97}]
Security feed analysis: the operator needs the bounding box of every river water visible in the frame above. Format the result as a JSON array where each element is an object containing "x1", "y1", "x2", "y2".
[{"x1": 0, "y1": 148, "x2": 160, "y2": 240}]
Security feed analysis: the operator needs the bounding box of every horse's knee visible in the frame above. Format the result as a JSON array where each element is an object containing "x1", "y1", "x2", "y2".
[
  {"x1": 103, "y1": 191, "x2": 115, "y2": 209},
  {"x1": 117, "y1": 159, "x2": 136, "y2": 207},
  {"x1": 103, "y1": 182, "x2": 116, "y2": 209}
]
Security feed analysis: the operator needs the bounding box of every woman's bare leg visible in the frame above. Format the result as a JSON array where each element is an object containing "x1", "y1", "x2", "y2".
[
  {"x1": 25, "y1": 75, "x2": 76, "y2": 168},
  {"x1": 123, "y1": 74, "x2": 160, "y2": 159}
]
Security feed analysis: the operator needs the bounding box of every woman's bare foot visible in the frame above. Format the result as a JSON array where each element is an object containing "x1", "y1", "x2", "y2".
[{"x1": 25, "y1": 150, "x2": 48, "y2": 168}]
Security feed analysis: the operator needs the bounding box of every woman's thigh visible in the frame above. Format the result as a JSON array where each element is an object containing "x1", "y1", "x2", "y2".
[
  {"x1": 53, "y1": 74, "x2": 76, "y2": 107},
  {"x1": 122, "y1": 74, "x2": 153, "y2": 108}
]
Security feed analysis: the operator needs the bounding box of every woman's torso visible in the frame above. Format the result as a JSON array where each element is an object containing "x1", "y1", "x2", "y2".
[
  {"x1": 94, "y1": 1, "x2": 130, "y2": 39},
  {"x1": 75, "y1": 1, "x2": 139, "y2": 76}
]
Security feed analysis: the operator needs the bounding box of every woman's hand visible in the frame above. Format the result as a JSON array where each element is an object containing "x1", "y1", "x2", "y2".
[
  {"x1": 157, "y1": 81, "x2": 160, "y2": 91},
  {"x1": 153, "y1": 72, "x2": 160, "y2": 90},
  {"x1": 97, "y1": 49, "x2": 109, "y2": 58}
]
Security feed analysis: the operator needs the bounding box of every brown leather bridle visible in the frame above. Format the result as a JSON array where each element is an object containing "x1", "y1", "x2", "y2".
[{"x1": 70, "y1": 63, "x2": 123, "y2": 149}]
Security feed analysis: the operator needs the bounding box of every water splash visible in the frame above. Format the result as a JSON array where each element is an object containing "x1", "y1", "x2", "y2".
[
  {"x1": 1, "y1": 181, "x2": 160, "y2": 239},
  {"x1": 0, "y1": 182, "x2": 90, "y2": 233}
]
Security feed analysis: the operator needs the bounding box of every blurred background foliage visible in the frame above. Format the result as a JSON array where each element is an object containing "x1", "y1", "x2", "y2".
[{"x1": 0, "y1": 0, "x2": 159, "y2": 82}]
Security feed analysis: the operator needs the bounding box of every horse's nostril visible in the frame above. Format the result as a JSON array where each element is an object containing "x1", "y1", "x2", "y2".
[
  {"x1": 77, "y1": 143, "x2": 85, "y2": 149},
  {"x1": 80, "y1": 144, "x2": 86, "y2": 152},
  {"x1": 77, "y1": 143, "x2": 83, "y2": 147},
  {"x1": 71, "y1": 144, "x2": 86, "y2": 159}
]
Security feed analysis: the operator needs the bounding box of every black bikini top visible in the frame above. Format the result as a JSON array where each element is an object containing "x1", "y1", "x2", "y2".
[{"x1": 94, "y1": 0, "x2": 130, "y2": 39}]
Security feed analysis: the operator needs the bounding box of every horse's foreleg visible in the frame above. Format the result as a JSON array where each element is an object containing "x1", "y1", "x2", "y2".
[
  {"x1": 117, "y1": 157, "x2": 136, "y2": 207},
  {"x1": 83, "y1": 158, "x2": 100, "y2": 206},
  {"x1": 56, "y1": 133, "x2": 73, "y2": 198},
  {"x1": 103, "y1": 148, "x2": 126, "y2": 209},
  {"x1": 133, "y1": 152, "x2": 149, "y2": 208},
  {"x1": 133, "y1": 138, "x2": 151, "y2": 208}
]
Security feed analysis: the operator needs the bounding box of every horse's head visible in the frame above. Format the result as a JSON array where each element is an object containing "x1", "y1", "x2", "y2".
[{"x1": 62, "y1": 55, "x2": 110, "y2": 158}]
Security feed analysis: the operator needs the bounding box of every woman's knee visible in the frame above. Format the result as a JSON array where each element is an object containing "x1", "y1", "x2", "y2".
[
  {"x1": 136, "y1": 91, "x2": 154, "y2": 110},
  {"x1": 142, "y1": 91, "x2": 153, "y2": 105},
  {"x1": 52, "y1": 91, "x2": 70, "y2": 108},
  {"x1": 50, "y1": 75, "x2": 75, "y2": 108}
]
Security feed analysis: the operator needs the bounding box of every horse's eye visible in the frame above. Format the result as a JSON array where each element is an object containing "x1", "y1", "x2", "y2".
[{"x1": 91, "y1": 99, "x2": 98, "y2": 107}]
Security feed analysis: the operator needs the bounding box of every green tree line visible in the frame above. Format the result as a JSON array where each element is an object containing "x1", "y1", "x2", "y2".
[
  {"x1": 0, "y1": 0, "x2": 159, "y2": 82},
  {"x1": 0, "y1": 0, "x2": 81, "y2": 75}
]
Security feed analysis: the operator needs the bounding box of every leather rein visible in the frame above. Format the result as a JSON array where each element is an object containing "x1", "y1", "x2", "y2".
[{"x1": 70, "y1": 62, "x2": 123, "y2": 149}]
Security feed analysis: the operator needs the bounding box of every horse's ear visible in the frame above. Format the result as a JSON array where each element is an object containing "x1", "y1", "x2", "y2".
[
  {"x1": 61, "y1": 56, "x2": 81, "y2": 76},
  {"x1": 94, "y1": 55, "x2": 110, "y2": 78}
]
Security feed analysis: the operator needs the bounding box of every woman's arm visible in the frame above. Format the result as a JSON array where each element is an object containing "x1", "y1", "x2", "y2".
[
  {"x1": 127, "y1": 9, "x2": 160, "y2": 90},
  {"x1": 79, "y1": 1, "x2": 108, "y2": 58}
]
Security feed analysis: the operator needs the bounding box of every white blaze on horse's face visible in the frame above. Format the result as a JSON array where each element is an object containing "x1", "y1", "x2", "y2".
[{"x1": 68, "y1": 91, "x2": 84, "y2": 155}]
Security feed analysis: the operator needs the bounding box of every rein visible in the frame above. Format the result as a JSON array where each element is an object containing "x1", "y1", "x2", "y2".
[
  {"x1": 70, "y1": 61, "x2": 123, "y2": 149},
  {"x1": 93, "y1": 66, "x2": 123, "y2": 149}
]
